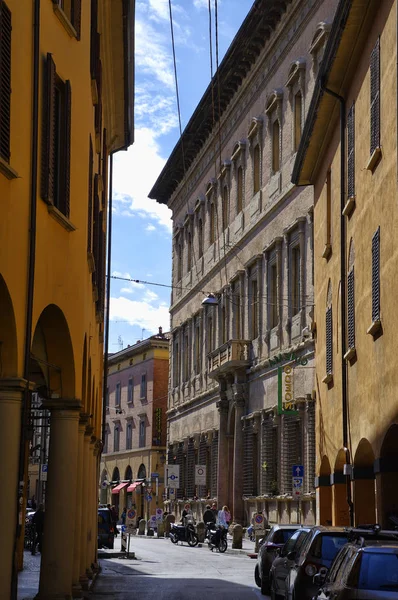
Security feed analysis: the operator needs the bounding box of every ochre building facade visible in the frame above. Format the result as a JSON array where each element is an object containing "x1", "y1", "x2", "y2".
[
  {"x1": 0, "y1": 1, "x2": 134, "y2": 598},
  {"x1": 150, "y1": 0, "x2": 338, "y2": 526},
  {"x1": 293, "y1": 0, "x2": 398, "y2": 528}
]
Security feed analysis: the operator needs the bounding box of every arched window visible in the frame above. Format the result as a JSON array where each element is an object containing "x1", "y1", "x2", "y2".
[
  {"x1": 222, "y1": 186, "x2": 229, "y2": 230},
  {"x1": 125, "y1": 465, "x2": 133, "y2": 481},
  {"x1": 187, "y1": 232, "x2": 192, "y2": 271},
  {"x1": 198, "y1": 219, "x2": 203, "y2": 258},
  {"x1": 253, "y1": 144, "x2": 260, "y2": 194},
  {"x1": 177, "y1": 242, "x2": 182, "y2": 280},
  {"x1": 112, "y1": 467, "x2": 120, "y2": 482},
  {"x1": 294, "y1": 92, "x2": 302, "y2": 152},
  {"x1": 137, "y1": 464, "x2": 146, "y2": 480},
  {"x1": 237, "y1": 166, "x2": 243, "y2": 214},
  {"x1": 210, "y1": 203, "x2": 215, "y2": 244},
  {"x1": 272, "y1": 120, "x2": 280, "y2": 172}
]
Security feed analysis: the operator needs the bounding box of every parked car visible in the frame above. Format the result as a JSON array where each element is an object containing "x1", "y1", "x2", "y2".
[
  {"x1": 98, "y1": 507, "x2": 115, "y2": 549},
  {"x1": 284, "y1": 526, "x2": 350, "y2": 600},
  {"x1": 270, "y1": 527, "x2": 312, "y2": 599},
  {"x1": 314, "y1": 529, "x2": 398, "y2": 599},
  {"x1": 255, "y1": 524, "x2": 301, "y2": 595}
]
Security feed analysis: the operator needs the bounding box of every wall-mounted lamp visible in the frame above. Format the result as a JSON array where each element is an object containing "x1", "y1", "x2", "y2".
[{"x1": 202, "y1": 293, "x2": 219, "y2": 306}]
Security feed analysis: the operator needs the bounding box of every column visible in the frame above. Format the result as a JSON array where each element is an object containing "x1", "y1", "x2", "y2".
[
  {"x1": 298, "y1": 216, "x2": 307, "y2": 330},
  {"x1": 216, "y1": 393, "x2": 229, "y2": 509},
  {"x1": 72, "y1": 414, "x2": 89, "y2": 597},
  {"x1": 233, "y1": 395, "x2": 245, "y2": 524},
  {"x1": 79, "y1": 426, "x2": 92, "y2": 589},
  {"x1": 0, "y1": 378, "x2": 27, "y2": 599},
  {"x1": 37, "y1": 398, "x2": 81, "y2": 600}
]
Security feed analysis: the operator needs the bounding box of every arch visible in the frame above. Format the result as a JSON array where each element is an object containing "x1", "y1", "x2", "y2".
[
  {"x1": 31, "y1": 304, "x2": 75, "y2": 397},
  {"x1": 99, "y1": 468, "x2": 108, "y2": 504},
  {"x1": 125, "y1": 465, "x2": 132, "y2": 481},
  {"x1": 100, "y1": 468, "x2": 108, "y2": 483},
  {"x1": 87, "y1": 358, "x2": 92, "y2": 416},
  {"x1": 332, "y1": 449, "x2": 350, "y2": 526},
  {"x1": 81, "y1": 336, "x2": 87, "y2": 410},
  {"x1": 378, "y1": 424, "x2": 398, "y2": 528},
  {"x1": 0, "y1": 274, "x2": 18, "y2": 377},
  {"x1": 353, "y1": 439, "x2": 375, "y2": 526},
  {"x1": 318, "y1": 455, "x2": 332, "y2": 526},
  {"x1": 137, "y1": 463, "x2": 146, "y2": 479},
  {"x1": 112, "y1": 467, "x2": 120, "y2": 482}
]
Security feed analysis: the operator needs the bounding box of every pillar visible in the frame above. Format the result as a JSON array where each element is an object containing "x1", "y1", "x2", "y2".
[
  {"x1": 233, "y1": 397, "x2": 245, "y2": 524},
  {"x1": 72, "y1": 414, "x2": 88, "y2": 597},
  {"x1": 217, "y1": 396, "x2": 229, "y2": 508},
  {"x1": 0, "y1": 378, "x2": 27, "y2": 600},
  {"x1": 37, "y1": 398, "x2": 81, "y2": 600},
  {"x1": 79, "y1": 427, "x2": 92, "y2": 589}
]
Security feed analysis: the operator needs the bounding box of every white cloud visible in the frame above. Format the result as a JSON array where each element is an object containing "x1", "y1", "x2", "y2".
[
  {"x1": 110, "y1": 296, "x2": 170, "y2": 333},
  {"x1": 146, "y1": 224, "x2": 156, "y2": 231}
]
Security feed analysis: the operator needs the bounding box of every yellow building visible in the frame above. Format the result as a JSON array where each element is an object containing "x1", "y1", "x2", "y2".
[
  {"x1": 293, "y1": 0, "x2": 398, "y2": 527},
  {"x1": 0, "y1": 1, "x2": 134, "y2": 598}
]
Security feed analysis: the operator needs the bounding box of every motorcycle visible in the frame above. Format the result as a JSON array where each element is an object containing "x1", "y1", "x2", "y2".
[
  {"x1": 169, "y1": 522, "x2": 198, "y2": 546},
  {"x1": 206, "y1": 523, "x2": 228, "y2": 553}
]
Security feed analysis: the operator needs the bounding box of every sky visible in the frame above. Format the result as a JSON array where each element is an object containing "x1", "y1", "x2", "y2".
[{"x1": 109, "y1": 0, "x2": 253, "y2": 353}]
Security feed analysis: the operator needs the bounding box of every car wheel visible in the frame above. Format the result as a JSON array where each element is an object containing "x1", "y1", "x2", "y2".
[{"x1": 254, "y1": 565, "x2": 261, "y2": 587}]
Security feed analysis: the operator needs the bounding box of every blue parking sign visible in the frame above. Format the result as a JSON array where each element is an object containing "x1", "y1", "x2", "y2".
[{"x1": 292, "y1": 465, "x2": 304, "y2": 478}]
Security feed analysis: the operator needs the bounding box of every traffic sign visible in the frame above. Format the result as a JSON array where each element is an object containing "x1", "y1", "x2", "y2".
[
  {"x1": 195, "y1": 465, "x2": 206, "y2": 486},
  {"x1": 147, "y1": 494, "x2": 152, "y2": 502},
  {"x1": 292, "y1": 465, "x2": 304, "y2": 478},
  {"x1": 254, "y1": 514, "x2": 264, "y2": 530},
  {"x1": 151, "y1": 472, "x2": 159, "y2": 478},
  {"x1": 165, "y1": 465, "x2": 180, "y2": 489},
  {"x1": 292, "y1": 476, "x2": 304, "y2": 498},
  {"x1": 41, "y1": 464, "x2": 48, "y2": 482},
  {"x1": 156, "y1": 508, "x2": 163, "y2": 521}
]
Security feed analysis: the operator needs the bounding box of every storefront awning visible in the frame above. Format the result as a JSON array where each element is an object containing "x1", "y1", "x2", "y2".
[
  {"x1": 111, "y1": 482, "x2": 129, "y2": 494},
  {"x1": 127, "y1": 480, "x2": 143, "y2": 493}
]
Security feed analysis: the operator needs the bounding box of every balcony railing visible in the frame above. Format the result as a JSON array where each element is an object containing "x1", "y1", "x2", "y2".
[{"x1": 208, "y1": 339, "x2": 251, "y2": 377}]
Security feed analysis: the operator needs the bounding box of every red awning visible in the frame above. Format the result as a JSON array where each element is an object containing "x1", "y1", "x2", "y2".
[
  {"x1": 111, "y1": 482, "x2": 129, "y2": 494},
  {"x1": 127, "y1": 481, "x2": 142, "y2": 493}
]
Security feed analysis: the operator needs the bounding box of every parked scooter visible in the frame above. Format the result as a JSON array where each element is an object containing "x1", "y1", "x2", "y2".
[
  {"x1": 206, "y1": 522, "x2": 228, "y2": 553},
  {"x1": 169, "y1": 522, "x2": 198, "y2": 546}
]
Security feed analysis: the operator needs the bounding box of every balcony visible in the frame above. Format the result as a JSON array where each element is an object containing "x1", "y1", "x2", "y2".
[{"x1": 208, "y1": 339, "x2": 251, "y2": 378}]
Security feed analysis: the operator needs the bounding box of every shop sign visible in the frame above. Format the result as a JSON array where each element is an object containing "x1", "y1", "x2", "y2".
[{"x1": 277, "y1": 358, "x2": 307, "y2": 415}]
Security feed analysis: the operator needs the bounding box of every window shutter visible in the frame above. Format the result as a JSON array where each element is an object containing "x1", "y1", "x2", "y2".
[
  {"x1": 63, "y1": 80, "x2": 71, "y2": 217},
  {"x1": 0, "y1": 1, "x2": 12, "y2": 163},
  {"x1": 87, "y1": 136, "x2": 93, "y2": 253},
  {"x1": 326, "y1": 306, "x2": 333, "y2": 375},
  {"x1": 371, "y1": 227, "x2": 380, "y2": 322},
  {"x1": 347, "y1": 268, "x2": 355, "y2": 349},
  {"x1": 370, "y1": 38, "x2": 380, "y2": 155},
  {"x1": 92, "y1": 174, "x2": 100, "y2": 287},
  {"x1": 41, "y1": 53, "x2": 56, "y2": 202},
  {"x1": 95, "y1": 55, "x2": 102, "y2": 135},
  {"x1": 90, "y1": 0, "x2": 98, "y2": 79},
  {"x1": 101, "y1": 128, "x2": 107, "y2": 205},
  {"x1": 73, "y1": 0, "x2": 81, "y2": 40},
  {"x1": 347, "y1": 104, "x2": 355, "y2": 199},
  {"x1": 96, "y1": 211, "x2": 105, "y2": 316}
]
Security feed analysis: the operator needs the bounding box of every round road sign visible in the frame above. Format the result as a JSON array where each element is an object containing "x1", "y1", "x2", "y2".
[{"x1": 127, "y1": 509, "x2": 136, "y2": 520}]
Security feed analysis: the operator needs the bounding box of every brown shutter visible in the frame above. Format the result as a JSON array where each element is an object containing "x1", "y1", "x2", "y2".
[
  {"x1": 347, "y1": 267, "x2": 355, "y2": 349},
  {"x1": 87, "y1": 136, "x2": 93, "y2": 253},
  {"x1": 0, "y1": 1, "x2": 12, "y2": 163},
  {"x1": 370, "y1": 38, "x2": 380, "y2": 155},
  {"x1": 90, "y1": 0, "x2": 98, "y2": 79},
  {"x1": 63, "y1": 80, "x2": 71, "y2": 217},
  {"x1": 371, "y1": 227, "x2": 380, "y2": 322},
  {"x1": 101, "y1": 128, "x2": 107, "y2": 204},
  {"x1": 326, "y1": 306, "x2": 333, "y2": 375},
  {"x1": 95, "y1": 56, "x2": 102, "y2": 134},
  {"x1": 73, "y1": 0, "x2": 81, "y2": 40},
  {"x1": 41, "y1": 53, "x2": 56, "y2": 202},
  {"x1": 92, "y1": 174, "x2": 100, "y2": 287}
]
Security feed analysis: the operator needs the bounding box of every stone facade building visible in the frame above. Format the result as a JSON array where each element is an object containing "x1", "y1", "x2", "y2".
[
  {"x1": 100, "y1": 329, "x2": 169, "y2": 521},
  {"x1": 150, "y1": 0, "x2": 338, "y2": 525},
  {"x1": 293, "y1": 0, "x2": 398, "y2": 528}
]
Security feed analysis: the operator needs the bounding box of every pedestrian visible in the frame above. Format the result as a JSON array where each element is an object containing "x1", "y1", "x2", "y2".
[
  {"x1": 203, "y1": 504, "x2": 216, "y2": 525},
  {"x1": 211, "y1": 502, "x2": 218, "y2": 521},
  {"x1": 121, "y1": 507, "x2": 127, "y2": 525},
  {"x1": 31, "y1": 503, "x2": 44, "y2": 554},
  {"x1": 218, "y1": 505, "x2": 231, "y2": 529},
  {"x1": 30, "y1": 496, "x2": 37, "y2": 510},
  {"x1": 110, "y1": 504, "x2": 119, "y2": 537}
]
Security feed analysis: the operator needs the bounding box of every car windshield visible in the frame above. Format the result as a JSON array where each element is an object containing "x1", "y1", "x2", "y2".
[
  {"x1": 282, "y1": 529, "x2": 309, "y2": 556},
  {"x1": 312, "y1": 534, "x2": 349, "y2": 561},
  {"x1": 272, "y1": 529, "x2": 296, "y2": 545},
  {"x1": 358, "y1": 551, "x2": 398, "y2": 591}
]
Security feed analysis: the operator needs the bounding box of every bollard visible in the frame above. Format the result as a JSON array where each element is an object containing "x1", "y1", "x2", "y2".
[
  {"x1": 121, "y1": 529, "x2": 127, "y2": 552},
  {"x1": 147, "y1": 527, "x2": 154, "y2": 536},
  {"x1": 232, "y1": 524, "x2": 243, "y2": 549},
  {"x1": 138, "y1": 519, "x2": 146, "y2": 536},
  {"x1": 164, "y1": 514, "x2": 175, "y2": 537},
  {"x1": 196, "y1": 521, "x2": 206, "y2": 543},
  {"x1": 157, "y1": 521, "x2": 165, "y2": 538}
]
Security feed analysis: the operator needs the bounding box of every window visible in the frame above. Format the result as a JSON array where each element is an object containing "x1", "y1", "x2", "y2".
[
  {"x1": 177, "y1": 242, "x2": 182, "y2": 281},
  {"x1": 115, "y1": 382, "x2": 121, "y2": 407},
  {"x1": 294, "y1": 92, "x2": 302, "y2": 152},
  {"x1": 54, "y1": 0, "x2": 82, "y2": 38},
  {"x1": 126, "y1": 422, "x2": 132, "y2": 450},
  {"x1": 198, "y1": 219, "x2": 203, "y2": 258},
  {"x1": 0, "y1": 1, "x2": 11, "y2": 163},
  {"x1": 347, "y1": 104, "x2": 355, "y2": 199},
  {"x1": 207, "y1": 315, "x2": 214, "y2": 353},
  {"x1": 105, "y1": 386, "x2": 109, "y2": 408},
  {"x1": 250, "y1": 278, "x2": 259, "y2": 339},
  {"x1": 322, "y1": 169, "x2": 332, "y2": 259},
  {"x1": 237, "y1": 166, "x2": 243, "y2": 214},
  {"x1": 370, "y1": 38, "x2": 380, "y2": 155},
  {"x1": 183, "y1": 329, "x2": 189, "y2": 382},
  {"x1": 187, "y1": 232, "x2": 192, "y2": 272},
  {"x1": 41, "y1": 54, "x2": 72, "y2": 218},
  {"x1": 127, "y1": 377, "x2": 134, "y2": 404},
  {"x1": 104, "y1": 430, "x2": 109, "y2": 453},
  {"x1": 173, "y1": 336, "x2": 180, "y2": 387},
  {"x1": 291, "y1": 245, "x2": 301, "y2": 316},
  {"x1": 269, "y1": 262, "x2": 278, "y2": 329},
  {"x1": 326, "y1": 305, "x2": 333, "y2": 376},
  {"x1": 221, "y1": 304, "x2": 228, "y2": 344},
  {"x1": 347, "y1": 267, "x2": 355, "y2": 350},
  {"x1": 222, "y1": 186, "x2": 229, "y2": 230},
  {"x1": 253, "y1": 144, "x2": 260, "y2": 194},
  {"x1": 194, "y1": 318, "x2": 202, "y2": 375},
  {"x1": 114, "y1": 425, "x2": 120, "y2": 452},
  {"x1": 210, "y1": 202, "x2": 215, "y2": 244},
  {"x1": 140, "y1": 373, "x2": 147, "y2": 399},
  {"x1": 139, "y1": 417, "x2": 146, "y2": 448},
  {"x1": 371, "y1": 227, "x2": 380, "y2": 323},
  {"x1": 272, "y1": 120, "x2": 280, "y2": 172},
  {"x1": 87, "y1": 137, "x2": 94, "y2": 254},
  {"x1": 232, "y1": 281, "x2": 242, "y2": 339}
]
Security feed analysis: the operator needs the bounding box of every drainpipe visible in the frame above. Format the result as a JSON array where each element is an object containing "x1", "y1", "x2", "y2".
[
  {"x1": 102, "y1": 152, "x2": 113, "y2": 448},
  {"x1": 12, "y1": 1, "x2": 41, "y2": 598},
  {"x1": 320, "y1": 80, "x2": 354, "y2": 527}
]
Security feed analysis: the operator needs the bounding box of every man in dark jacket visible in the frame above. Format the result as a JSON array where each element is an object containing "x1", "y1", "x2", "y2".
[
  {"x1": 32, "y1": 503, "x2": 45, "y2": 554},
  {"x1": 203, "y1": 504, "x2": 216, "y2": 525}
]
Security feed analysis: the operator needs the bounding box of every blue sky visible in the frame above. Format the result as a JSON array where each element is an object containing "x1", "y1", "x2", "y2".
[{"x1": 109, "y1": 0, "x2": 253, "y2": 352}]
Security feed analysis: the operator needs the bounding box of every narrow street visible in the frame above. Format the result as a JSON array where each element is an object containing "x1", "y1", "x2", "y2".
[{"x1": 91, "y1": 536, "x2": 268, "y2": 600}]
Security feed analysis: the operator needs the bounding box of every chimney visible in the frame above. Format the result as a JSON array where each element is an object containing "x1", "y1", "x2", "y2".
[{"x1": 158, "y1": 326, "x2": 163, "y2": 336}]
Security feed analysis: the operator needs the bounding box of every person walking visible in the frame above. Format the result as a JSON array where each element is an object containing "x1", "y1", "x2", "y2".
[
  {"x1": 31, "y1": 503, "x2": 45, "y2": 554},
  {"x1": 217, "y1": 505, "x2": 231, "y2": 529}
]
